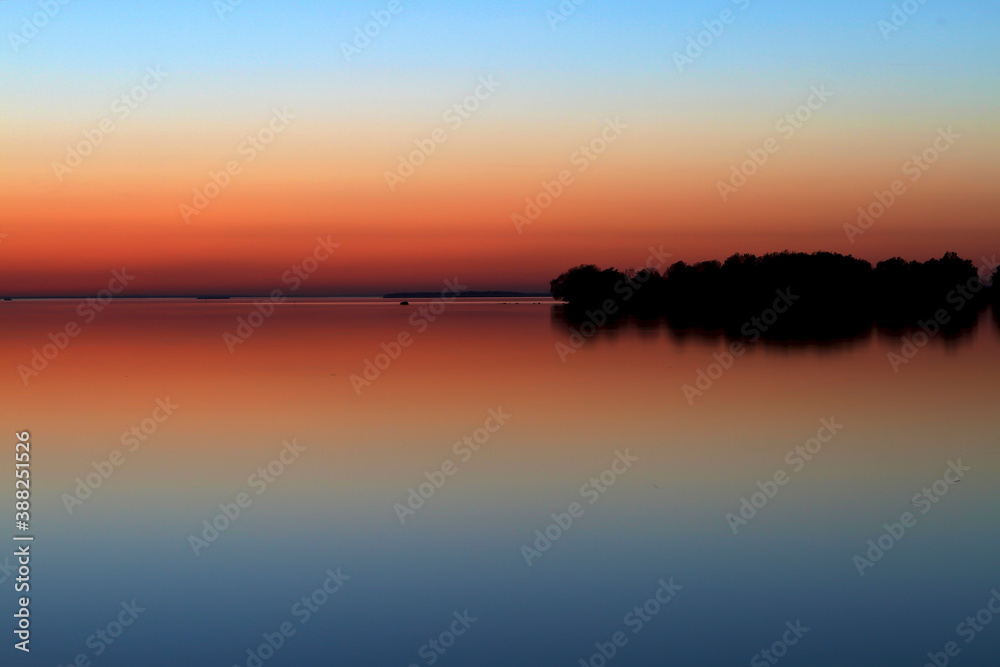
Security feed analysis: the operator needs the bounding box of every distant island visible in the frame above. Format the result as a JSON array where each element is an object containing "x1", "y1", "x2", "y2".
[
  {"x1": 551, "y1": 251, "x2": 998, "y2": 339},
  {"x1": 384, "y1": 291, "x2": 549, "y2": 299}
]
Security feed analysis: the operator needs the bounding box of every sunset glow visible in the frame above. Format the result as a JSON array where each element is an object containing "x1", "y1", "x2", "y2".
[{"x1": 3, "y1": 1, "x2": 998, "y2": 295}]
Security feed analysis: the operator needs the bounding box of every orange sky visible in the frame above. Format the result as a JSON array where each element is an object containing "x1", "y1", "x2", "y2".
[{"x1": 3, "y1": 6, "x2": 998, "y2": 295}]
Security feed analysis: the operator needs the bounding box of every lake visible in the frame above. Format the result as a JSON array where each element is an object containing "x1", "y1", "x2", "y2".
[{"x1": 2, "y1": 298, "x2": 998, "y2": 666}]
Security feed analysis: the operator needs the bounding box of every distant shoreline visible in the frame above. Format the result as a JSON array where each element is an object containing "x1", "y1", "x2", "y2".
[
  {"x1": 0, "y1": 294, "x2": 553, "y2": 301},
  {"x1": 383, "y1": 291, "x2": 549, "y2": 299}
]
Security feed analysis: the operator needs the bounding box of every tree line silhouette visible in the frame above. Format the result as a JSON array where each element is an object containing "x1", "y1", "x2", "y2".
[{"x1": 550, "y1": 251, "x2": 997, "y2": 340}]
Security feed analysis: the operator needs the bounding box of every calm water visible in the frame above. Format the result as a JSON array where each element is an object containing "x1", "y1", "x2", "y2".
[{"x1": 2, "y1": 299, "x2": 998, "y2": 666}]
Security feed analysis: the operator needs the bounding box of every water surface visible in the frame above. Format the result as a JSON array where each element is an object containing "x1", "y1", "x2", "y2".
[{"x1": 2, "y1": 299, "x2": 998, "y2": 666}]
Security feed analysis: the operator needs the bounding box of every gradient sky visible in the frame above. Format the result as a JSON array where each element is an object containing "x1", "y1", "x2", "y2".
[{"x1": 1, "y1": 0, "x2": 998, "y2": 295}]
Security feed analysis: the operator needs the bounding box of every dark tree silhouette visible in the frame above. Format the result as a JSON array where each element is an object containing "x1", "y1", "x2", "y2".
[{"x1": 550, "y1": 251, "x2": 991, "y2": 340}]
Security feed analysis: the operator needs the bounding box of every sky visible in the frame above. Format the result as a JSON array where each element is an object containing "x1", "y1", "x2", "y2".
[{"x1": 1, "y1": 0, "x2": 998, "y2": 295}]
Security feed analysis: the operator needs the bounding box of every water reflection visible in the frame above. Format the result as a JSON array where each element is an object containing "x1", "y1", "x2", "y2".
[
  {"x1": 2, "y1": 299, "x2": 998, "y2": 666},
  {"x1": 551, "y1": 303, "x2": 998, "y2": 351}
]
